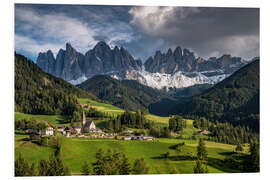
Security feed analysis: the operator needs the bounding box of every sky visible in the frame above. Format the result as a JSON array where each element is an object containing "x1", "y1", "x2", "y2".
[{"x1": 15, "y1": 4, "x2": 259, "y2": 62}]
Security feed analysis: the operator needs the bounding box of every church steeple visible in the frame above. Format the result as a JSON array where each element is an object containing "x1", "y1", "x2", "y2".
[{"x1": 82, "y1": 111, "x2": 86, "y2": 126}]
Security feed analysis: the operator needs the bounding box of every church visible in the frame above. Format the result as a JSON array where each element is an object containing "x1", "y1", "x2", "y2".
[{"x1": 81, "y1": 111, "x2": 97, "y2": 133}]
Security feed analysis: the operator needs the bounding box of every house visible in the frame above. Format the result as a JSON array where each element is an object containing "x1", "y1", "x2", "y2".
[
  {"x1": 81, "y1": 111, "x2": 97, "y2": 133},
  {"x1": 72, "y1": 126, "x2": 81, "y2": 134},
  {"x1": 29, "y1": 132, "x2": 41, "y2": 141},
  {"x1": 25, "y1": 128, "x2": 38, "y2": 134},
  {"x1": 198, "y1": 130, "x2": 210, "y2": 135},
  {"x1": 122, "y1": 136, "x2": 132, "y2": 140},
  {"x1": 64, "y1": 126, "x2": 73, "y2": 137},
  {"x1": 56, "y1": 125, "x2": 65, "y2": 134},
  {"x1": 142, "y1": 136, "x2": 155, "y2": 140},
  {"x1": 81, "y1": 104, "x2": 92, "y2": 109},
  {"x1": 41, "y1": 123, "x2": 54, "y2": 136},
  {"x1": 130, "y1": 136, "x2": 154, "y2": 141}
]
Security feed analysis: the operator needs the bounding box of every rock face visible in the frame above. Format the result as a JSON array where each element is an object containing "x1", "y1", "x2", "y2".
[
  {"x1": 144, "y1": 46, "x2": 245, "y2": 74},
  {"x1": 36, "y1": 50, "x2": 55, "y2": 75},
  {"x1": 37, "y1": 41, "x2": 142, "y2": 81},
  {"x1": 37, "y1": 41, "x2": 247, "y2": 89}
]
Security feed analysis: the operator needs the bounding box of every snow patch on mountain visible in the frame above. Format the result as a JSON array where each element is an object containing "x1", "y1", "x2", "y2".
[
  {"x1": 69, "y1": 68, "x2": 231, "y2": 89},
  {"x1": 69, "y1": 74, "x2": 88, "y2": 85}
]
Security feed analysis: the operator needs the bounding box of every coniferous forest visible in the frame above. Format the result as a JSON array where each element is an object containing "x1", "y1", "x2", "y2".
[
  {"x1": 172, "y1": 59, "x2": 259, "y2": 132},
  {"x1": 15, "y1": 53, "x2": 97, "y2": 115}
]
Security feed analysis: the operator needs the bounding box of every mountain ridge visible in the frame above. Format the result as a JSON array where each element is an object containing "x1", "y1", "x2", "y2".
[
  {"x1": 171, "y1": 59, "x2": 259, "y2": 131},
  {"x1": 37, "y1": 41, "x2": 248, "y2": 89}
]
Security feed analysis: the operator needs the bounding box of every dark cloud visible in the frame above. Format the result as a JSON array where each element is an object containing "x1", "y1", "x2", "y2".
[
  {"x1": 15, "y1": 4, "x2": 259, "y2": 62},
  {"x1": 129, "y1": 6, "x2": 259, "y2": 60}
]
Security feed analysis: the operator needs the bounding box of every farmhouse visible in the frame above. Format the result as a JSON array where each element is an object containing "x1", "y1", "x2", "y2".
[
  {"x1": 56, "y1": 125, "x2": 65, "y2": 134},
  {"x1": 64, "y1": 126, "x2": 73, "y2": 137},
  {"x1": 122, "y1": 136, "x2": 132, "y2": 140},
  {"x1": 130, "y1": 136, "x2": 155, "y2": 141},
  {"x1": 72, "y1": 126, "x2": 81, "y2": 134},
  {"x1": 198, "y1": 130, "x2": 210, "y2": 135},
  {"x1": 41, "y1": 123, "x2": 54, "y2": 136}
]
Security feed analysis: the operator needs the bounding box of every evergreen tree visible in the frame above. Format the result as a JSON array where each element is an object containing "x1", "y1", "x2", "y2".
[
  {"x1": 81, "y1": 161, "x2": 90, "y2": 175},
  {"x1": 29, "y1": 163, "x2": 36, "y2": 176},
  {"x1": 243, "y1": 140, "x2": 259, "y2": 172},
  {"x1": 93, "y1": 149, "x2": 105, "y2": 175},
  {"x1": 193, "y1": 159, "x2": 208, "y2": 173},
  {"x1": 197, "y1": 138, "x2": 207, "y2": 160},
  {"x1": 15, "y1": 154, "x2": 31, "y2": 176},
  {"x1": 38, "y1": 159, "x2": 49, "y2": 176},
  {"x1": 132, "y1": 158, "x2": 149, "y2": 174},
  {"x1": 119, "y1": 154, "x2": 131, "y2": 175}
]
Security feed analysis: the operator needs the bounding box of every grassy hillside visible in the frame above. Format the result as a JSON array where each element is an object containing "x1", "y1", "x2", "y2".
[
  {"x1": 15, "y1": 134, "x2": 55, "y2": 165},
  {"x1": 172, "y1": 59, "x2": 259, "y2": 131},
  {"x1": 15, "y1": 112, "x2": 69, "y2": 126}
]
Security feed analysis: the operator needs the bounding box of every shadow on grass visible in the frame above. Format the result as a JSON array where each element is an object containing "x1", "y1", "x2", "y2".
[
  {"x1": 206, "y1": 157, "x2": 243, "y2": 173},
  {"x1": 152, "y1": 155, "x2": 196, "y2": 161},
  {"x1": 218, "y1": 151, "x2": 236, "y2": 156},
  {"x1": 152, "y1": 153, "x2": 244, "y2": 173},
  {"x1": 55, "y1": 116, "x2": 69, "y2": 124}
]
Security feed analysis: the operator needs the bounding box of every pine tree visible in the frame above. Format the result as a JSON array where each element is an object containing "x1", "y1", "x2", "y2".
[
  {"x1": 243, "y1": 140, "x2": 259, "y2": 172},
  {"x1": 119, "y1": 154, "x2": 131, "y2": 175},
  {"x1": 193, "y1": 159, "x2": 208, "y2": 173},
  {"x1": 132, "y1": 158, "x2": 149, "y2": 174},
  {"x1": 81, "y1": 161, "x2": 90, "y2": 175},
  {"x1": 197, "y1": 138, "x2": 207, "y2": 160},
  {"x1": 15, "y1": 154, "x2": 31, "y2": 176},
  {"x1": 93, "y1": 149, "x2": 105, "y2": 175}
]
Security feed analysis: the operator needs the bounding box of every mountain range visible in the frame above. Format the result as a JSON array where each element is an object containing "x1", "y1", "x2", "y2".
[
  {"x1": 172, "y1": 59, "x2": 259, "y2": 131},
  {"x1": 37, "y1": 41, "x2": 248, "y2": 89}
]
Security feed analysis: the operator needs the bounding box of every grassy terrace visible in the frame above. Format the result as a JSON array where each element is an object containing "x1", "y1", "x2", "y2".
[{"x1": 78, "y1": 98, "x2": 170, "y2": 125}]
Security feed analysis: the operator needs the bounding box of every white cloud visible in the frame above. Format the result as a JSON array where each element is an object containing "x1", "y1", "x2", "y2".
[
  {"x1": 15, "y1": 7, "x2": 98, "y2": 54},
  {"x1": 15, "y1": 7, "x2": 135, "y2": 57},
  {"x1": 15, "y1": 34, "x2": 64, "y2": 57}
]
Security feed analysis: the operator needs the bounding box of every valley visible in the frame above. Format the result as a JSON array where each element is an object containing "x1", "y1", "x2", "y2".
[{"x1": 14, "y1": 51, "x2": 259, "y2": 176}]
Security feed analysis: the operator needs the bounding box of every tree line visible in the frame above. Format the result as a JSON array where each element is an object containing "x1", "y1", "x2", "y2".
[
  {"x1": 15, "y1": 117, "x2": 47, "y2": 131},
  {"x1": 169, "y1": 115, "x2": 186, "y2": 132},
  {"x1": 15, "y1": 153, "x2": 70, "y2": 176},
  {"x1": 106, "y1": 110, "x2": 147, "y2": 132},
  {"x1": 193, "y1": 117, "x2": 258, "y2": 145}
]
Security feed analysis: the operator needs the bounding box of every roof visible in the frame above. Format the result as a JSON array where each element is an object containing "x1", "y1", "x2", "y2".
[
  {"x1": 83, "y1": 121, "x2": 95, "y2": 127},
  {"x1": 64, "y1": 126, "x2": 73, "y2": 131},
  {"x1": 45, "y1": 122, "x2": 54, "y2": 129}
]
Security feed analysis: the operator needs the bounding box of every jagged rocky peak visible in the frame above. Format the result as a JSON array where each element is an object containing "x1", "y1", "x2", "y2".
[
  {"x1": 36, "y1": 50, "x2": 55, "y2": 74},
  {"x1": 36, "y1": 41, "x2": 142, "y2": 82}
]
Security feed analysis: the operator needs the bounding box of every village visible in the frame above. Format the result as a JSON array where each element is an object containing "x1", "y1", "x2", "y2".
[{"x1": 26, "y1": 111, "x2": 155, "y2": 141}]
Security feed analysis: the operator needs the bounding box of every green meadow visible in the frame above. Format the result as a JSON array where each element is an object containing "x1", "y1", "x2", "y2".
[
  {"x1": 15, "y1": 134, "x2": 246, "y2": 175},
  {"x1": 15, "y1": 112, "x2": 69, "y2": 126},
  {"x1": 15, "y1": 98, "x2": 248, "y2": 175}
]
